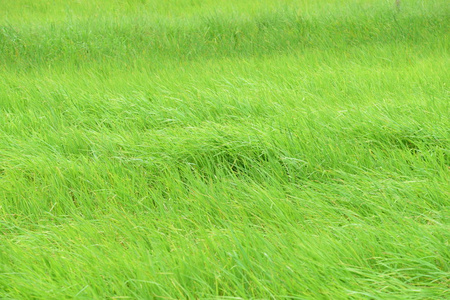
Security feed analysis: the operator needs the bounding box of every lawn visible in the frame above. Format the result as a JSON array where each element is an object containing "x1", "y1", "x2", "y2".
[{"x1": 0, "y1": 0, "x2": 449, "y2": 298}]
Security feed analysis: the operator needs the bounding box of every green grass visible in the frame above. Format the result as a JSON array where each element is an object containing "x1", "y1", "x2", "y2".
[{"x1": 0, "y1": 0, "x2": 449, "y2": 298}]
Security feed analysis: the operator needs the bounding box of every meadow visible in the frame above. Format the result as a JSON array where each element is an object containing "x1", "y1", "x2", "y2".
[{"x1": 0, "y1": 0, "x2": 449, "y2": 298}]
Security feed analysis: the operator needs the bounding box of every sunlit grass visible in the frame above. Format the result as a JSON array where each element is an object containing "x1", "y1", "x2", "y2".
[{"x1": 0, "y1": 0, "x2": 449, "y2": 299}]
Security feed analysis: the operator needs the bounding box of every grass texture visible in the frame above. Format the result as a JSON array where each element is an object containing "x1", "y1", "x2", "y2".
[{"x1": 0, "y1": 0, "x2": 449, "y2": 298}]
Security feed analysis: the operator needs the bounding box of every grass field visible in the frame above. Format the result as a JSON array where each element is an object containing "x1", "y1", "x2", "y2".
[{"x1": 1, "y1": 0, "x2": 449, "y2": 298}]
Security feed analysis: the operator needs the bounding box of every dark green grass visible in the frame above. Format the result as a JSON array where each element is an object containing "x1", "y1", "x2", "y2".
[{"x1": 0, "y1": 0, "x2": 449, "y2": 299}]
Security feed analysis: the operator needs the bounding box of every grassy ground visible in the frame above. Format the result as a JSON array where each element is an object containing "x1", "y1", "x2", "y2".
[{"x1": 0, "y1": 0, "x2": 449, "y2": 298}]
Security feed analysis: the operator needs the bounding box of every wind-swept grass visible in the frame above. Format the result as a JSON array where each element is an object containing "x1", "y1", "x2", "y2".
[{"x1": 0, "y1": 0, "x2": 449, "y2": 299}]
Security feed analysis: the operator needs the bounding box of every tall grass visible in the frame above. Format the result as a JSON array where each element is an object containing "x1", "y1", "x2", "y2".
[{"x1": 0, "y1": 0, "x2": 449, "y2": 299}]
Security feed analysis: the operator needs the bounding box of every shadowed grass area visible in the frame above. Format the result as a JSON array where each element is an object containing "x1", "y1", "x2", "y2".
[{"x1": 0, "y1": 0, "x2": 449, "y2": 299}]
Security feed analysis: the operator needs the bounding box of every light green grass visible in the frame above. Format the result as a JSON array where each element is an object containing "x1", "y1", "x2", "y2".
[{"x1": 0, "y1": 0, "x2": 449, "y2": 299}]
